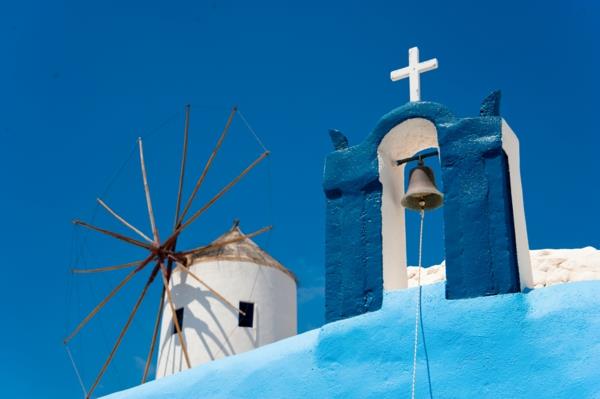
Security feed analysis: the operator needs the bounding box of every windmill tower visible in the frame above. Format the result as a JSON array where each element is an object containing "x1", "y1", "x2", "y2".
[
  {"x1": 65, "y1": 106, "x2": 297, "y2": 398},
  {"x1": 156, "y1": 220, "x2": 297, "y2": 377}
]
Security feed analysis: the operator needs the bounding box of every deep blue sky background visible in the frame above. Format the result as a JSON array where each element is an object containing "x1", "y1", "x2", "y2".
[{"x1": 1, "y1": 1, "x2": 599, "y2": 397}]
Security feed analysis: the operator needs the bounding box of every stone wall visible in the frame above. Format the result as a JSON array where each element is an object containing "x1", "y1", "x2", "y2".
[{"x1": 407, "y1": 247, "x2": 600, "y2": 288}]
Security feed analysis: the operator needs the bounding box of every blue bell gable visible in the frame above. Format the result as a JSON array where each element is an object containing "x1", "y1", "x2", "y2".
[{"x1": 323, "y1": 93, "x2": 531, "y2": 323}]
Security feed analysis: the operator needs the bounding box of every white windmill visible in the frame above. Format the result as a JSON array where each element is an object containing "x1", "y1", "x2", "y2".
[
  {"x1": 65, "y1": 106, "x2": 297, "y2": 398},
  {"x1": 156, "y1": 219, "x2": 297, "y2": 377}
]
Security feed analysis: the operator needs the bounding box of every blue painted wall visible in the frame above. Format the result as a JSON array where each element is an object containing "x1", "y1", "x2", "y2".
[
  {"x1": 103, "y1": 281, "x2": 600, "y2": 399},
  {"x1": 323, "y1": 97, "x2": 520, "y2": 322}
]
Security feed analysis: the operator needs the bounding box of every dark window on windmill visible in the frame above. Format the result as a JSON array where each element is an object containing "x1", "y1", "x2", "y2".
[
  {"x1": 172, "y1": 308, "x2": 184, "y2": 334},
  {"x1": 238, "y1": 301, "x2": 254, "y2": 328}
]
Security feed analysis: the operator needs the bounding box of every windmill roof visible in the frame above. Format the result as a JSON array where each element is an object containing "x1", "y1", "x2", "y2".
[{"x1": 184, "y1": 221, "x2": 296, "y2": 282}]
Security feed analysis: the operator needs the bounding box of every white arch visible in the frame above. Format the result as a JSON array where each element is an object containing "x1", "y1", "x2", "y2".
[{"x1": 377, "y1": 118, "x2": 439, "y2": 290}]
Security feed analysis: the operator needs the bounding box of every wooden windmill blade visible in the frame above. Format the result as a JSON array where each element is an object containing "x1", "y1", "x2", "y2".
[
  {"x1": 177, "y1": 106, "x2": 237, "y2": 226},
  {"x1": 85, "y1": 264, "x2": 161, "y2": 399},
  {"x1": 138, "y1": 137, "x2": 160, "y2": 244},
  {"x1": 166, "y1": 150, "x2": 270, "y2": 245},
  {"x1": 158, "y1": 261, "x2": 192, "y2": 368},
  {"x1": 173, "y1": 264, "x2": 245, "y2": 315},
  {"x1": 177, "y1": 225, "x2": 273, "y2": 256},
  {"x1": 141, "y1": 285, "x2": 165, "y2": 384},
  {"x1": 143, "y1": 104, "x2": 191, "y2": 382},
  {"x1": 72, "y1": 219, "x2": 154, "y2": 251},
  {"x1": 71, "y1": 259, "x2": 143, "y2": 274},
  {"x1": 96, "y1": 198, "x2": 154, "y2": 244},
  {"x1": 165, "y1": 103, "x2": 192, "y2": 276},
  {"x1": 68, "y1": 105, "x2": 271, "y2": 397},
  {"x1": 172, "y1": 104, "x2": 191, "y2": 229},
  {"x1": 64, "y1": 252, "x2": 156, "y2": 345}
]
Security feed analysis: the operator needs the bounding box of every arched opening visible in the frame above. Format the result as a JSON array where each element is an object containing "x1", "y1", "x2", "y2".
[
  {"x1": 403, "y1": 149, "x2": 445, "y2": 287},
  {"x1": 377, "y1": 118, "x2": 444, "y2": 290}
]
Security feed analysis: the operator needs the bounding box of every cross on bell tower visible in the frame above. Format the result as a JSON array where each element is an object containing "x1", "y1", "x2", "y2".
[{"x1": 390, "y1": 47, "x2": 438, "y2": 102}]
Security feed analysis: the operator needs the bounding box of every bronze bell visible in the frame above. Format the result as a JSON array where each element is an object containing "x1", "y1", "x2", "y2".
[{"x1": 401, "y1": 164, "x2": 444, "y2": 211}]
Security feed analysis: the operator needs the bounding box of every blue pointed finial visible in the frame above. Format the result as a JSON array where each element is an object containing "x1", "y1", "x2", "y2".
[
  {"x1": 329, "y1": 129, "x2": 349, "y2": 151},
  {"x1": 480, "y1": 90, "x2": 502, "y2": 116}
]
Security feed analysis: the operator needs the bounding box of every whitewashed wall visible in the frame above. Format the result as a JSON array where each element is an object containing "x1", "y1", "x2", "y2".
[
  {"x1": 156, "y1": 259, "x2": 297, "y2": 378},
  {"x1": 501, "y1": 120, "x2": 534, "y2": 289},
  {"x1": 378, "y1": 118, "x2": 439, "y2": 290}
]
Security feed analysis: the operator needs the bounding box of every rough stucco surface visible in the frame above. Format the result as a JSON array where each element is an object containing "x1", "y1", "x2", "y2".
[
  {"x1": 324, "y1": 181, "x2": 383, "y2": 322},
  {"x1": 407, "y1": 247, "x2": 600, "y2": 288},
  {"x1": 324, "y1": 99, "x2": 521, "y2": 322},
  {"x1": 103, "y1": 280, "x2": 600, "y2": 399},
  {"x1": 480, "y1": 90, "x2": 502, "y2": 116}
]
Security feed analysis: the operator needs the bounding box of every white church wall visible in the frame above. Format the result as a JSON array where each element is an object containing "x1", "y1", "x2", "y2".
[
  {"x1": 501, "y1": 120, "x2": 534, "y2": 289},
  {"x1": 377, "y1": 118, "x2": 439, "y2": 291},
  {"x1": 156, "y1": 259, "x2": 297, "y2": 378}
]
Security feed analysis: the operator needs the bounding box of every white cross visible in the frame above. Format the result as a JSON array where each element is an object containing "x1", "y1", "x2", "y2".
[{"x1": 390, "y1": 47, "x2": 438, "y2": 102}]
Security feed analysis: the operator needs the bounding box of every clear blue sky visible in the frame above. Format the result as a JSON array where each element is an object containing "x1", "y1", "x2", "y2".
[{"x1": 0, "y1": 1, "x2": 598, "y2": 397}]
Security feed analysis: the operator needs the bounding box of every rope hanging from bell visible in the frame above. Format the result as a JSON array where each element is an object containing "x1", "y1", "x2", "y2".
[{"x1": 398, "y1": 155, "x2": 440, "y2": 399}]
